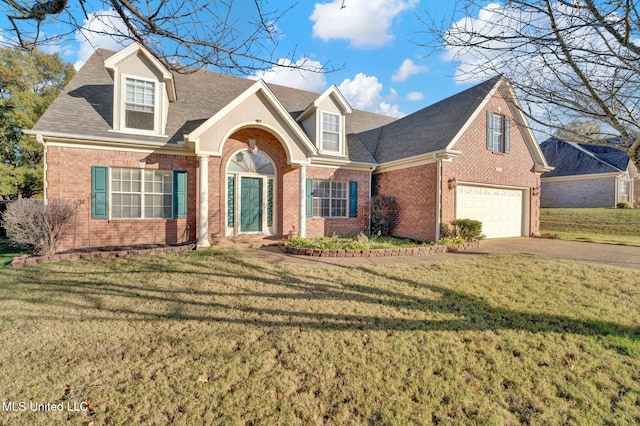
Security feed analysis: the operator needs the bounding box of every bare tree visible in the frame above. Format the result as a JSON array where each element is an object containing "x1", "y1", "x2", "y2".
[
  {"x1": 423, "y1": 1, "x2": 640, "y2": 168},
  {"x1": 1, "y1": 198, "x2": 75, "y2": 255},
  {"x1": 0, "y1": 0, "x2": 329, "y2": 74}
]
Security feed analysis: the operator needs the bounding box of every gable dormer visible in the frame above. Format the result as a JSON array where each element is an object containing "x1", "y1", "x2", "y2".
[
  {"x1": 298, "y1": 85, "x2": 352, "y2": 156},
  {"x1": 104, "y1": 43, "x2": 176, "y2": 137}
]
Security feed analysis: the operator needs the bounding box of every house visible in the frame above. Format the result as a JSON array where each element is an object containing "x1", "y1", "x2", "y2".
[
  {"x1": 540, "y1": 138, "x2": 639, "y2": 208},
  {"x1": 29, "y1": 43, "x2": 550, "y2": 251}
]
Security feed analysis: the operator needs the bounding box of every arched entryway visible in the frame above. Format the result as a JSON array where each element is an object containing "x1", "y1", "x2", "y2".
[{"x1": 225, "y1": 148, "x2": 276, "y2": 236}]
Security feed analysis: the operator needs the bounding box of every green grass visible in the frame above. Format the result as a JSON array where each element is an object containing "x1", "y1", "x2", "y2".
[
  {"x1": 541, "y1": 208, "x2": 640, "y2": 246},
  {"x1": 0, "y1": 236, "x2": 30, "y2": 268},
  {"x1": 1, "y1": 249, "x2": 639, "y2": 424}
]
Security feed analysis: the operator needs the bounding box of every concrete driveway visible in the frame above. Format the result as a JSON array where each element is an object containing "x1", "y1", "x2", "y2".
[
  {"x1": 243, "y1": 238, "x2": 640, "y2": 270},
  {"x1": 469, "y1": 238, "x2": 640, "y2": 270}
]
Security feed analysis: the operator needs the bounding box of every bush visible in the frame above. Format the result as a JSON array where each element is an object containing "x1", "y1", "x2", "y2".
[
  {"x1": 616, "y1": 201, "x2": 632, "y2": 209},
  {"x1": 449, "y1": 219, "x2": 485, "y2": 241},
  {"x1": 370, "y1": 195, "x2": 400, "y2": 236},
  {"x1": 1, "y1": 199, "x2": 75, "y2": 255}
]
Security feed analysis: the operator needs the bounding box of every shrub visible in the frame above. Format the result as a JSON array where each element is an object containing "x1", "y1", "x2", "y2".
[
  {"x1": 1, "y1": 199, "x2": 75, "y2": 255},
  {"x1": 616, "y1": 201, "x2": 632, "y2": 209},
  {"x1": 370, "y1": 195, "x2": 400, "y2": 236},
  {"x1": 449, "y1": 219, "x2": 485, "y2": 241}
]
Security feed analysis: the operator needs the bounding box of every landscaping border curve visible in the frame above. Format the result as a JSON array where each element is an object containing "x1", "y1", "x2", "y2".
[
  {"x1": 9, "y1": 243, "x2": 197, "y2": 267},
  {"x1": 278, "y1": 241, "x2": 480, "y2": 257}
]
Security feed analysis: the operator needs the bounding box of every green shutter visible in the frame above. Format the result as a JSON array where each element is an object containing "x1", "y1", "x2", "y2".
[
  {"x1": 349, "y1": 181, "x2": 358, "y2": 218},
  {"x1": 306, "y1": 178, "x2": 313, "y2": 218},
  {"x1": 486, "y1": 110, "x2": 494, "y2": 151},
  {"x1": 173, "y1": 171, "x2": 187, "y2": 219},
  {"x1": 504, "y1": 116, "x2": 511, "y2": 153},
  {"x1": 91, "y1": 166, "x2": 108, "y2": 219}
]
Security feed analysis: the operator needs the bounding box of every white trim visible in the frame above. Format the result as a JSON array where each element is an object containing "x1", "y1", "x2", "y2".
[
  {"x1": 541, "y1": 172, "x2": 622, "y2": 182},
  {"x1": 29, "y1": 132, "x2": 191, "y2": 155},
  {"x1": 185, "y1": 80, "x2": 317, "y2": 157},
  {"x1": 117, "y1": 73, "x2": 164, "y2": 136},
  {"x1": 443, "y1": 76, "x2": 552, "y2": 173},
  {"x1": 104, "y1": 43, "x2": 176, "y2": 101},
  {"x1": 224, "y1": 149, "x2": 277, "y2": 236},
  {"x1": 297, "y1": 85, "x2": 352, "y2": 122},
  {"x1": 319, "y1": 111, "x2": 344, "y2": 155},
  {"x1": 373, "y1": 149, "x2": 462, "y2": 174}
]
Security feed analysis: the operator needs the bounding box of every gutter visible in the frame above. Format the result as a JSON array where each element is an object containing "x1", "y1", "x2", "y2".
[
  {"x1": 435, "y1": 157, "x2": 441, "y2": 243},
  {"x1": 35, "y1": 134, "x2": 47, "y2": 203}
]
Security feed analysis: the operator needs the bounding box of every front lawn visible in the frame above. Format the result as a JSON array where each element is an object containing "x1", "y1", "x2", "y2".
[
  {"x1": 1, "y1": 249, "x2": 639, "y2": 424},
  {"x1": 541, "y1": 208, "x2": 640, "y2": 246}
]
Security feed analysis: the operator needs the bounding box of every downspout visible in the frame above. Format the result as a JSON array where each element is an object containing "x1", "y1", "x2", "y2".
[
  {"x1": 36, "y1": 134, "x2": 47, "y2": 203},
  {"x1": 435, "y1": 156, "x2": 441, "y2": 242}
]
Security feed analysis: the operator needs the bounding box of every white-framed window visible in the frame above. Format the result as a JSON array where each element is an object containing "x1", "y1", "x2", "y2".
[
  {"x1": 124, "y1": 77, "x2": 155, "y2": 131},
  {"x1": 111, "y1": 168, "x2": 172, "y2": 219},
  {"x1": 619, "y1": 179, "x2": 630, "y2": 202},
  {"x1": 312, "y1": 180, "x2": 347, "y2": 218},
  {"x1": 486, "y1": 111, "x2": 511, "y2": 153},
  {"x1": 321, "y1": 112, "x2": 341, "y2": 152}
]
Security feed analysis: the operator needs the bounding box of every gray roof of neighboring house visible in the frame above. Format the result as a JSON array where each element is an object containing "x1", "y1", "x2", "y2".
[
  {"x1": 540, "y1": 137, "x2": 629, "y2": 177},
  {"x1": 33, "y1": 48, "x2": 500, "y2": 165},
  {"x1": 32, "y1": 49, "x2": 393, "y2": 164}
]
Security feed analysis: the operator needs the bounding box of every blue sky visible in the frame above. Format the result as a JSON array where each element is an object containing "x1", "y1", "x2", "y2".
[{"x1": 0, "y1": 0, "x2": 480, "y2": 118}]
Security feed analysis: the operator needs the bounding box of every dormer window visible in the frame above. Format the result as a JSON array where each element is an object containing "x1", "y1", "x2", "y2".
[
  {"x1": 321, "y1": 112, "x2": 341, "y2": 152},
  {"x1": 125, "y1": 78, "x2": 155, "y2": 131}
]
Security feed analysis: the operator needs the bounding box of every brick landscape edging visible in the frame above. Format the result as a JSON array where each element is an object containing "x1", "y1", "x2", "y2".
[
  {"x1": 9, "y1": 243, "x2": 197, "y2": 267},
  {"x1": 278, "y1": 241, "x2": 480, "y2": 257}
]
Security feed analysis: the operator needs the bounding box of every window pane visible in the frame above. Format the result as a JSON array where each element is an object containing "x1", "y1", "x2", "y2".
[{"x1": 125, "y1": 78, "x2": 155, "y2": 131}]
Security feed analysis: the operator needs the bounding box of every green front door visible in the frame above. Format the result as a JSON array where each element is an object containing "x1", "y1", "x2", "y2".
[{"x1": 240, "y1": 177, "x2": 263, "y2": 232}]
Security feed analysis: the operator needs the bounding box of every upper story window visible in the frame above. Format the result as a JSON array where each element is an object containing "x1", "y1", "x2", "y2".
[
  {"x1": 321, "y1": 112, "x2": 341, "y2": 152},
  {"x1": 486, "y1": 111, "x2": 511, "y2": 154},
  {"x1": 125, "y1": 78, "x2": 155, "y2": 131}
]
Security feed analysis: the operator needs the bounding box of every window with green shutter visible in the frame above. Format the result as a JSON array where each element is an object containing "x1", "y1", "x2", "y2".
[
  {"x1": 173, "y1": 171, "x2": 187, "y2": 219},
  {"x1": 486, "y1": 110, "x2": 511, "y2": 153},
  {"x1": 91, "y1": 166, "x2": 108, "y2": 219}
]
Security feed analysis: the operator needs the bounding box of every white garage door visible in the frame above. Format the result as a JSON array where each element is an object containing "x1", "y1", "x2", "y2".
[{"x1": 456, "y1": 185, "x2": 524, "y2": 239}]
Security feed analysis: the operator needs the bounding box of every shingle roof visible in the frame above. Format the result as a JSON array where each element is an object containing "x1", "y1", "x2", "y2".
[
  {"x1": 540, "y1": 137, "x2": 628, "y2": 177},
  {"x1": 32, "y1": 49, "x2": 395, "y2": 163},
  {"x1": 363, "y1": 75, "x2": 503, "y2": 163},
  {"x1": 33, "y1": 48, "x2": 504, "y2": 166}
]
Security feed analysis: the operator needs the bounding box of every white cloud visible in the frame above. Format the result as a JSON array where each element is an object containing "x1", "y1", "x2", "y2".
[
  {"x1": 74, "y1": 8, "x2": 131, "y2": 70},
  {"x1": 338, "y1": 73, "x2": 403, "y2": 117},
  {"x1": 250, "y1": 58, "x2": 327, "y2": 92},
  {"x1": 310, "y1": 0, "x2": 419, "y2": 48},
  {"x1": 406, "y1": 91, "x2": 424, "y2": 101},
  {"x1": 391, "y1": 59, "x2": 428, "y2": 82}
]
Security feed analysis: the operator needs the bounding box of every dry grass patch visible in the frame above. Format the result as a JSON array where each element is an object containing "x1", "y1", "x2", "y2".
[{"x1": 1, "y1": 249, "x2": 639, "y2": 425}]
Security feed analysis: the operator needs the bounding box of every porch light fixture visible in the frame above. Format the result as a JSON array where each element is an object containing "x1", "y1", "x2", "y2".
[
  {"x1": 248, "y1": 139, "x2": 258, "y2": 156},
  {"x1": 137, "y1": 158, "x2": 146, "y2": 168},
  {"x1": 532, "y1": 186, "x2": 541, "y2": 196},
  {"x1": 448, "y1": 177, "x2": 457, "y2": 190}
]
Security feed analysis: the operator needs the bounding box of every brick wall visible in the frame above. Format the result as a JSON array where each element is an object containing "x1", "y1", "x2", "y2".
[
  {"x1": 46, "y1": 145, "x2": 197, "y2": 251},
  {"x1": 217, "y1": 128, "x2": 297, "y2": 238},
  {"x1": 373, "y1": 92, "x2": 543, "y2": 241},
  {"x1": 442, "y1": 94, "x2": 541, "y2": 235},
  {"x1": 541, "y1": 177, "x2": 615, "y2": 208},
  {"x1": 305, "y1": 167, "x2": 371, "y2": 237},
  {"x1": 373, "y1": 163, "x2": 438, "y2": 242}
]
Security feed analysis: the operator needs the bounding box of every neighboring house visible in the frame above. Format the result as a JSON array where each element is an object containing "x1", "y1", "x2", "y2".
[
  {"x1": 540, "y1": 138, "x2": 639, "y2": 208},
  {"x1": 29, "y1": 43, "x2": 550, "y2": 251}
]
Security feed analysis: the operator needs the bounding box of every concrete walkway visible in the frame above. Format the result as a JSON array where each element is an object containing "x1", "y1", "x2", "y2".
[{"x1": 226, "y1": 237, "x2": 640, "y2": 271}]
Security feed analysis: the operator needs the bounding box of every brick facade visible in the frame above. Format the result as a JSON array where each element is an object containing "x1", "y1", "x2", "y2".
[
  {"x1": 45, "y1": 145, "x2": 198, "y2": 252},
  {"x1": 374, "y1": 94, "x2": 542, "y2": 242},
  {"x1": 373, "y1": 163, "x2": 438, "y2": 241},
  {"x1": 305, "y1": 166, "x2": 371, "y2": 237}
]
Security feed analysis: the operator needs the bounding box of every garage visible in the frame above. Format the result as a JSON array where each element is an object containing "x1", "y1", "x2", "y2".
[{"x1": 456, "y1": 185, "x2": 525, "y2": 238}]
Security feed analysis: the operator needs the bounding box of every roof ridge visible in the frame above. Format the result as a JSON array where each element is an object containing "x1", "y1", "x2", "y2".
[{"x1": 565, "y1": 141, "x2": 624, "y2": 172}]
